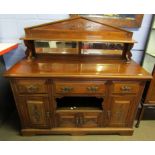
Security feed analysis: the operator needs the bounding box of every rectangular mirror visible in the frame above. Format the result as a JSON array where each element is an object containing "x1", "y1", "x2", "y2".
[
  {"x1": 81, "y1": 42, "x2": 123, "y2": 56},
  {"x1": 35, "y1": 40, "x2": 78, "y2": 54}
]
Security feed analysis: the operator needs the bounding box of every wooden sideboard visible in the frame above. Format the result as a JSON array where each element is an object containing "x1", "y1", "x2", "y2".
[{"x1": 4, "y1": 17, "x2": 152, "y2": 136}]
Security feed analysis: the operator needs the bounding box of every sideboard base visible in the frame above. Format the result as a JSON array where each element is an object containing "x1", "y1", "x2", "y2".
[{"x1": 21, "y1": 128, "x2": 134, "y2": 136}]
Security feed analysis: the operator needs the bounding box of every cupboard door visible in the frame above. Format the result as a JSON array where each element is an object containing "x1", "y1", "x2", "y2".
[
  {"x1": 79, "y1": 112, "x2": 103, "y2": 128},
  {"x1": 107, "y1": 95, "x2": 136, "y2": 127},
  {"x1": 18, "y1": 96, "x2": 51, "y2": 128},
  {"x1": 55, "y1": 112, "x2": 77, "y2": 127}
]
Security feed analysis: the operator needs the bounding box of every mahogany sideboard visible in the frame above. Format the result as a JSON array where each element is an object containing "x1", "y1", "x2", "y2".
[{"x1": 4, "y1": 17, "x2": 152, "y2": 136}]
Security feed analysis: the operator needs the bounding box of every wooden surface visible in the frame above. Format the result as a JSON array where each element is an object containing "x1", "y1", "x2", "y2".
[
  {"x1": 4, "y1": 58, "x2": 152, "y2": 80},
  {"x1": 70, "y1": 15, "x2": 144, "y2": 28},
  {"x1": 23, "y1": 17, "x2": 134, "y2": 43},
  {"x1": 4, "y1": 58, "x2": 152, "y2": 135},
  {"x1": 145, "y1": 65, "x2": 155, "y2": 104},
  {"x1": 136, "y1": 65, "x2": 155, "y2": 127},
  {"x1": 3, "y1": 17, "x2": 152, "y2": 136}
]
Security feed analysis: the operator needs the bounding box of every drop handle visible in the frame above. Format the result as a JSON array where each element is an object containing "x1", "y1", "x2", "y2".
[
  {"x1": 61, "y1": 87, "x2": 73, "y2": 93},
  {"x1": 27, "y1": 85, "x2": 38, "y2": 92},
  {"x1": 120, "y1": 86, "x2": 131, "y2": 92},
  {"x1": 107, "y1": 111, "x2": 111, "y2": 120},
  {"x1": 75, "y1": 117, "x2": 80, "y2": 127},
  {"x1": 46, "y1": 112, "x2": 50, "y2": 118},
  {"x1": 79, "y1": 116, "x2": 84, "y2": 125},
  {"x1": 87, "y1": 86, "x2": 98, "y2": 92}
]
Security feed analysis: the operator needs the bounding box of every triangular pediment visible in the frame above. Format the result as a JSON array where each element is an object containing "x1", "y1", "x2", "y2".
[
  {"x1": 26, "y1": 16, "x2": 130, "y2": 32},
  {"x1": 24, "y1": 16, "x2": 133, "y2": 42}
]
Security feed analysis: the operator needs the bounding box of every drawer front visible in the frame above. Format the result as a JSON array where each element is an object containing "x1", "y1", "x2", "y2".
[
  {"x1": 54, "y1": 81, "x2": 105, "y2": 94},
  {"x1": 112, "y1": 82, "x2": 139, "y2": 94},
  {"x1": 15, "y1": 79, "x2": 48, "y2": 94}
]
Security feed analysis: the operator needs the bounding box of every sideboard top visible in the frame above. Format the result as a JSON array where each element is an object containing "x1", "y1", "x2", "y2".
[
  {"x1": 23, "y1": 16, "x2": 135, "y2": 43},
  {"x1": 4, "y1": 58, "x2": 152, "y2": 80}
]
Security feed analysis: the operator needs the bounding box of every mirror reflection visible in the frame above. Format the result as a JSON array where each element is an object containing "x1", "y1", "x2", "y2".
[
  {"x1": 35, "y1": 40, "x2": 123, "y2": 56},
  {"x1": 35, "y1": 41, "x2": 78, "y2": 54}
]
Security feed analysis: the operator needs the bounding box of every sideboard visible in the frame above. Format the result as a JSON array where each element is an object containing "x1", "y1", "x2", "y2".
[{"x1": 4, "y1": 16, "x2": 152, "y2": 136}]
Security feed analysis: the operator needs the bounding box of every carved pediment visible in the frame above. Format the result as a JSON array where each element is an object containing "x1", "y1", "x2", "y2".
[{"x1": 24, "y1": 16, "x2": 134, "y2": 42}]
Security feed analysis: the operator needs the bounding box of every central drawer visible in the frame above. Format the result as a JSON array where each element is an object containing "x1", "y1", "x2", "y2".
[{"x1": 54, "y1": 81, "x2": 105, "y2": 94}]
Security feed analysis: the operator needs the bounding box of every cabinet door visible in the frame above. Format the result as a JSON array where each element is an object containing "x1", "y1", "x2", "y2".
[
  {"x1": 55, "y1": 111, "x2": 104, "y2": 128},
  {"x1": 17, "y1": 96, "x2": 51, "y2": 128},
  {"x1": 55, "y1": 112, "x2": 77, "y2": 128},
  {"x1": 107, "y1": 95, "x2": 136, "y2": 127},
  {"x1": 79, "y1": 112, "x2": 104, "y2": 128}
]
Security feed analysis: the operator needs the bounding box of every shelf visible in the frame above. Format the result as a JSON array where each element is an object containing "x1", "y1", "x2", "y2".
[
  {"x1": 56, "y1": 96, "x2": 103, "y2": 110},
  {"x1": 56, "y1": 107, "x2": 102, "y2": 112},
  {"x1": 35, "y1": 47, "x2": 78, "y2": 54},
  {"x1": 81, "y1": 49, "x2": 122, "y2": 55}
]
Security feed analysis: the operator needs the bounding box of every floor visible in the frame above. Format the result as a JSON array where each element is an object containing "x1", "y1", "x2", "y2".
[{"x1": 0, "y1": 110, "x2": 155, "y2": 141}]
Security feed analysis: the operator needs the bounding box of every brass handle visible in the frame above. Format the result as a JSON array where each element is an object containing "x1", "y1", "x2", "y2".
[
  {"x1": 46, "y1": 112, "x2": 50, "y2": 118},
  {"x1": 27, "y1": 85, "x2": 38, "y2": 92},
  {"x1": 75, "y1": 117, "x2": 80, "y2": 127},
  {"x1": 87, "y1": 86, "x2": 98, "y2": 92},
  {"x1": 107, "y1": 110, "x2": 111, "y2": 120},
  {"x1": 120, "y1": 85, "x2": 131, "y2": 92},
  {"x1": 79, "y1": 116, "x2": 84, "y2": 125},
  {"x1": 61, "y1": 87, "x2": 73, "y2": 93}
]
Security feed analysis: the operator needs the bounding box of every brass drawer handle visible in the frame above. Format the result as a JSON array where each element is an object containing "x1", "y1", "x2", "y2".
[
  {"x1": 87, "y1": 86, "x2": 98, "y2": 92},
  {"x1": 120, "y1": 85, "x2": 131, "y2": 92},
  {"x1": 27, "y1": 85, "x2": 39, "y2": 92},
  {"x1": 60, "y1": 87, "x2": 73, "y2": 93}
]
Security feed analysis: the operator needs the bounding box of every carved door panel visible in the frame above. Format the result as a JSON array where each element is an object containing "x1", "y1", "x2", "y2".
[
  {"x1": 18, "y1": 96, "x2": 51, "y2": 128},
  {"x1": 79, "y1": 112, "x2": 104, "y2": 128},
  {"x1": 55, "y1": 112, "x2": 77, "y2": 128},
  {"x1": 55, "y1": 111, "x2": 104, "y2": 128},
  {"x1": 107, "y1": 95, "x2": 136, "y2": 127}
]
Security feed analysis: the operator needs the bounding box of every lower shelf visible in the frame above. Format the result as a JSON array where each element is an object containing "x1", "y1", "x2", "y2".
[{"x1": 21, "y1": 127, "x2": 134, "y2": 136}]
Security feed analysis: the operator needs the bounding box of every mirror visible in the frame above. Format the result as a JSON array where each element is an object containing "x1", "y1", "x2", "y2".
[
  {"x1": 81, "y1": 42, "x2": 123, "y2": 55},
  {"x1": 34, "y1": 40, "x2": 123, "y2": 56},
  {"x1": 35, "y1": 40, "x2": 78, "y2": 54}
]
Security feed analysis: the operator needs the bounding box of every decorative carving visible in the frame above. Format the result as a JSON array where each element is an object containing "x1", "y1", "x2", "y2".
[
  {"x1": 64, "y1": 21, "x2": 93, "y2": 30},
  {"x1": 24, "y1": 40, "x2": 36, "y2": 60},
  {"x1": 31, "y1": 105, "x2": 41, "y2": 123},
  {"x1": 122, "y1": 43, "x2": 133, "y2": 63}
]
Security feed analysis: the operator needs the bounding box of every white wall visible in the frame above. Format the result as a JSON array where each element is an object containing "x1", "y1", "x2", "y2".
[
  {"x1": 0, "y1": 14, "x2": 152, "y2": 69},
  {"x1": 130, "y1": 14, "x2": 153, "y2": 63}
]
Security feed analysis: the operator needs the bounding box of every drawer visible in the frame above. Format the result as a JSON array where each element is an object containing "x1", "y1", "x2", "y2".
[
  {"x1": 54, "y1": 81, "x2": 105, "y2": 94},
  {"x1": 112, "y1": 82, "x2": 139, "y2": 94},
  {"x1": 15, "y1": 79, "x2": 48, "y2": 94}
]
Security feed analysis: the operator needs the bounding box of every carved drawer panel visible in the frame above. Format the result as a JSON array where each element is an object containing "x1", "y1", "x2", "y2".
[
  {"x1": 54, "y1": 81, "x2": 105, "y2": 94},
  {"x1": 15, "y1": 79, "x2": 48, "y2": 94},
  {"x1": 112, "y1": 82, "x2": 139, "y2": 94}
]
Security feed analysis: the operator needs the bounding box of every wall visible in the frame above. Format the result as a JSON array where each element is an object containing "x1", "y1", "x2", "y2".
[
  {"x1": 146, "y1": 16, "x2": 155, "y2": 56},
  {"x1": 0, "y1": 14, "x2": 152, "y2": 69}
]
